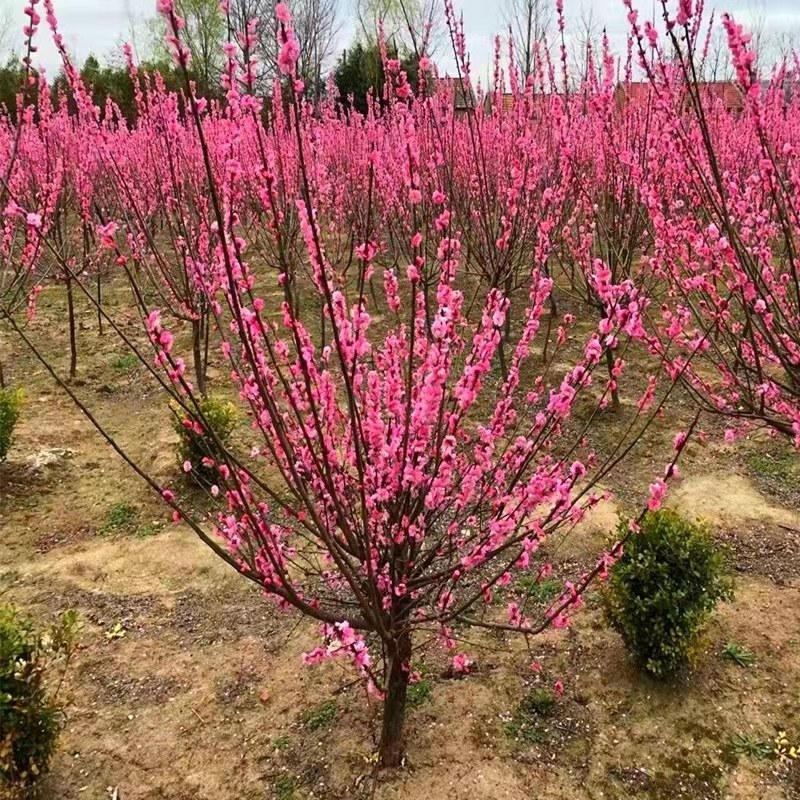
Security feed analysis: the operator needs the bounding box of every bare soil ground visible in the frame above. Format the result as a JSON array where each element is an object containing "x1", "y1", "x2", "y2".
[{"x1": 1, "y1": 283, "x2": 799, "y2": 800}]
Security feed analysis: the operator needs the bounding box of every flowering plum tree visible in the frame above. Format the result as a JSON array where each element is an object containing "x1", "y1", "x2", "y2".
[
  {"x1": 626, "y1": 0, "x2": 800, "y2": 444},
  {"x1": 0, "y1": 0, "x2": 715, "y2": 767}
]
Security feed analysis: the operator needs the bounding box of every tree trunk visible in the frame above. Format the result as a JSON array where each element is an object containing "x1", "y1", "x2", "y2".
[
  {"x1": 65, "y1": 270, "x2": 77, "y2": 380},
  {"x1": 85, "y1": 224, "x2": 102, "y2": 336},
  {"x1": 501, "y1": 273, "x2": 513, "y2": 381},
  {"x1": 605, "y1": 345, "x2": 620, "y2": 410},
  {"x1": 379, "y1": 626, "x2": 412, "y2": 767},
  {"x1": 192, "y1": 317, "x2": 207, "y2": 398},
  {"x1": 542, "y1": 286, "x2": 558, "y2": 362},
  {"x1": 96, "y1": 269, "x2": 103, "y2": 336},
  {"x1": 497, "y1": 336, "x2": 509, "y2": 382},
  {"x1": 422, "y1": 279, "x2": 433, "y2": 336},
  {"x1": 503, "y1": 273, "x2": 513, "y2": 345}
]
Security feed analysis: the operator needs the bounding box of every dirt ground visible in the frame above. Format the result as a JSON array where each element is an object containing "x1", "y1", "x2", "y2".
[{"x1": 1, "y1": 282, "x2": 799, "y2": 800}]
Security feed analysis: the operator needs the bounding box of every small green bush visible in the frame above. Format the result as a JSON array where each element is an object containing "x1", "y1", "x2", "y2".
[
  {"x1": 0, "y1": 388, "x2": 23, "y2": 463},
  {"x1": 172, "y1": 396, "x2": 237, "y2": 487},
  {"x1": 0, "y1": 605, "x2": 80, "y2": 796},
  {"x1": 604, "y1": 510, "x2": 733, "y2": 678}
]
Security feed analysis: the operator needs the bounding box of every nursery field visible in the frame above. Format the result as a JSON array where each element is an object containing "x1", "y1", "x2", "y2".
[
  {"x1": 1, "y1": 281, "x2": 799, "y2": 800},
  {"x1": 2, "y1": 0, "x2": 800, "y2": 797}
]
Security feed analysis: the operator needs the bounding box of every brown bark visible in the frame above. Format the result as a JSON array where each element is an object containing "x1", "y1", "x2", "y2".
[
  {"x1": 192, "y1": 317, "x2": 207, "y2": 397},
  {"x1": 65, "y1": 269, "x2": 77, "y2": 380},
  {"x1": 379, "y1": 625, "x2": 412, "y2": 767},
  {"x1": 605, "y1": 345, "x2": 620, "y2": 410}
]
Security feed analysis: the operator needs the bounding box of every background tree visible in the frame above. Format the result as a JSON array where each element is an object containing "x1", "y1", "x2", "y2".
[
  {"x1": 0, "y1": 3, "x2": 16, "y2": 57},
  {"x1": 0, "y1": 58, "x2": 33, "y2": 120},
  {"x1": 702, "y1": 22, "x2": 734, "y2": 81},
  {"x1": 570, "y1": 6, "x2": 602, "y2": 87},
  {"x1": 503, "y1": 0, "x2": 552, "y2": 83},
  {"x1": 228, "y1": 0, "x2": 340, "y2": 98},
  {"x1": 356, "y1": 0, "x2": 442, "y2": 58},
  {"x1": 334, "y1": 39, "x2": 418, "y2": 113},
  {"x1": 2, "y1": 0, "x2": 686, "y2": 768},
  {"x1": 293, "y1": 0, "x2": 341, "y2": 98},
  {"x1": 228, "y1": 0, "x2": 275, "y2": 90},
  {"x1": 744, "y1": 0, "x2": 767, "y2": 72},
  {"x1": 78, "y1": 55, "x2": 137, "y2": 121},
  {"x1": 149, "y1": 0, "x2": 225, "y2": 95}
]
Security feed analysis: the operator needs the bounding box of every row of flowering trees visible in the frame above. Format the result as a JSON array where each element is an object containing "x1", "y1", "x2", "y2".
[{"x1": 0, "y1": 0, "x2": 798, "y2": 766}]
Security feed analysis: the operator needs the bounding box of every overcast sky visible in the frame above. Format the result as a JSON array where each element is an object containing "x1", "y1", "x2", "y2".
[{"x1": 1, "y1": 0, "x2": 798, "y2": 80}]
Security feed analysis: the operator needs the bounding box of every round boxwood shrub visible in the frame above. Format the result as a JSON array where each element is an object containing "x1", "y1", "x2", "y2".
[
  {"x1": 604, "y1": 509, "x2": 733, "y2": 678},
  {"x1": 172, "y1": 395, "x2": 238, "y2": 487},
  {"x1": 0, "y1": 388, "x2": 23, "y2": 463},
  {"x1": 1, "y1": 605, "x2": 80, "y2": 797}
]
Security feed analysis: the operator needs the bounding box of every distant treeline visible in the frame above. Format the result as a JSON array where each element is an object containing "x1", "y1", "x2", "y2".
[
  {"x1": 0, "y1": 40, "x2": 421, "y2": 123},
  {"x1": 0, "y1": 56, "x2": 185, "y2": 123}
]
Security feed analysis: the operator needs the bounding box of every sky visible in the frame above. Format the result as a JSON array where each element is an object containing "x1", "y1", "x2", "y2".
[{"x1": 1, "y1": 0, "x2": 798, "y2": 81}]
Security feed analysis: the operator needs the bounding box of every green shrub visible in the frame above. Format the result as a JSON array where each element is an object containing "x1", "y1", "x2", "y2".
[
  {"x1": 0, "y1": 388, "x2": 23, "y2": 463},
  {"x1": 172, "y1": 396, "x2": 237, "y2": 487},
  {"x1": 604, "y1": 510, "x2": 733, "y2": 678},
  {"x1": 0, "y1": 605, "x2": 80, "y2": 796}
]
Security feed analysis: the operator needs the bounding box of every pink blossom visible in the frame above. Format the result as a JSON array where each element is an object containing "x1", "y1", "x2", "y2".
[
  {"x1": 451, "y1": 653, "x2": 472, "y2": 675},
  {"x1": 277, "y1": 35, "x2": 300, "y2": 75},
  {"x1": 647, "y1": 480, "x2": 667, "y2": 511}
]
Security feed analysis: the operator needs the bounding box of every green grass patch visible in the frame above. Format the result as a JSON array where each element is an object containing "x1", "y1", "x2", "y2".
[
  {"x1": 111, "y1": 353, "x2": 139, "y2": 374},
  {"x1": 272, "y1": 775, "x2": 297, "y2": 799},
  {"x1": 502, "y1": 687, "x2": 557, "y2": 746},
  {"x1": 515, "y1": 576, "x2": 561, "y2": 605},
  {"x1": 135, "y1": 521, "x2": 163, "y2": 539},
  {"x1": 728, "y1": 733, "x2": 773, "y2": 761},
  {"x1": 519, "y1": 687, "x2": 557, "y2": 718},
  {"x1": 745, "y1": 448, "x2": 796, "y2": 482},
  {"x1": 302, "y1": 699, "x2": 336, "y2": 731},
  {"x1": 721, "y1": 642, "x2": 755, "y2": 668},
  {"x1": 502, "y1": 716, "x2": 548, "y2": 745},
  {"x1": 101, "y1": 502, "x2": 138, "y2": 534},
  {"x1": 408, "y1": 676, "x2": 433, "y2": 708}
]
